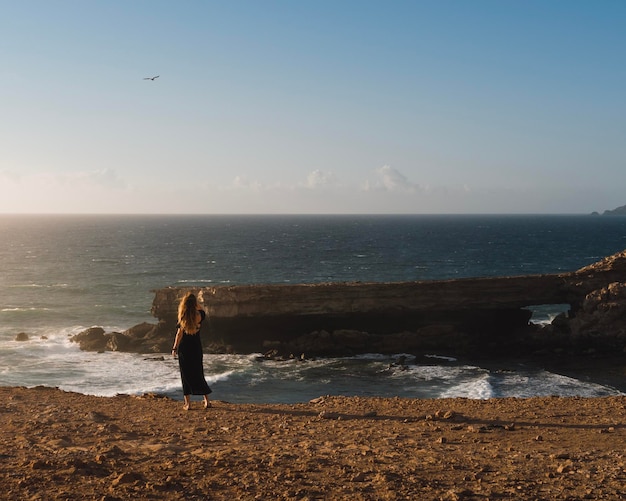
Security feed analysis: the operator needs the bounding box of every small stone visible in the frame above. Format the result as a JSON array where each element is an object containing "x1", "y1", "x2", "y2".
[
  {"x1": 468, "y1": 425, "x2": 487, "y2": 433},
  {"x1": 86, "y1": 411, "x2": 108, "y2": 423},
  {"x1": 350, "y1": 472, "x2": 367, "y2": 482},
  {"x1": 434, "y1": 409, "x2": 455, "y2": 419},
  {"x1": 318, "y1": 411, "x2": 339, "y2": 420},
  {"x1": 556, "y1": 463, "x2": 572, "y2": 474},
  {"x1": 111, "y1": 472, "x2": 142, "y2": 487}
]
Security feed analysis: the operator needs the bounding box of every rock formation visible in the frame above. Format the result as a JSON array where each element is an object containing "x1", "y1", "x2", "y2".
[
  {"x1": 602, "y1": 204, "x2": 626, "y2": 216},
  {"x1": 71, "y1": 249, "x2": 626, "y2": 358},
  {"x1": 591, "y1": 204, "x2": 626, "y2": 216}
]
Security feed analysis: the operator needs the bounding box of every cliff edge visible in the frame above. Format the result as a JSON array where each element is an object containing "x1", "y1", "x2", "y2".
[{"x1": 72, "y1": 250, "x2": 626, "y2": 359}]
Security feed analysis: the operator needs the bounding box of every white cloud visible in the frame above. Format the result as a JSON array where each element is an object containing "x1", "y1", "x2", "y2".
[
  {"x1": 227, "y1": 170, "x2": 337, "y2": 193},
  {"x1": 0, "y1": 165, "x2": 578, "y2": 214},
  {"x1": 0, "y1": 168, "x2": 126, "y2": 190},
  {"x1": 231, "y1": 175, "x2": 264, "y2": 192},
  {"x1": 303, "y1": 169, "x2": 336, "y2": 189},
  {"x1": 363, "y1": 165, "x2": 422, "y2": 193}
]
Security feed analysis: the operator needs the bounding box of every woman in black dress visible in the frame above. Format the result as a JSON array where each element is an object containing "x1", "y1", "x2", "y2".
[{"x1": 171, "y1": 292, "x2": 212, "y2": 410}]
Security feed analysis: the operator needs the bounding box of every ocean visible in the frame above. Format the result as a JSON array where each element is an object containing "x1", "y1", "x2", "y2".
[{"x1": 1, "y1": 214, "x2": 626, "y2": 403}]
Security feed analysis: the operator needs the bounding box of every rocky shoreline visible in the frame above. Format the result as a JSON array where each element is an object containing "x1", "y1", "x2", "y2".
[
  {"x1": 2, "y1": 386, "x2": 626, "y2": 500},
  {"x1": 67, "y1": 250, "x2": 626, "y2": 362}
]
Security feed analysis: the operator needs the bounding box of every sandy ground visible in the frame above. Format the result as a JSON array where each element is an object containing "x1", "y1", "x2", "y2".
[{"x1": 2, "y1": 386, "x2": 626, "y2": 500}]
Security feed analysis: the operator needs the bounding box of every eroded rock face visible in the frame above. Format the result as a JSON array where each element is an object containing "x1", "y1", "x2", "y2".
[
  {"x1": 567, "y1": 282, "x2": 626, "y2": 352},
  {"x1": 73, "y1": 249, "x2": 626, "y2": 357}
]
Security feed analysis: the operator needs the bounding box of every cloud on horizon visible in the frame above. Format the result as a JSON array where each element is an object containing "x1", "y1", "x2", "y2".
[
  {"x1": 1, "y1": 164, "x2": 589, "y2": 214},
  {"x1": 224, "y1": 166, "x2": 421, "y2": 195},
  {"x1": 362, "y1": 165, "x2": 424, "y2": 194},
  {"x1": 0, "y1": 168, "x2": 126, "y2": 190}
]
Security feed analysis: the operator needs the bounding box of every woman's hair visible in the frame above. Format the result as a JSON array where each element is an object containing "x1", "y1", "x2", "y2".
[{"x1": 178, "y1": 292, "x2": 199, "y2": 334}]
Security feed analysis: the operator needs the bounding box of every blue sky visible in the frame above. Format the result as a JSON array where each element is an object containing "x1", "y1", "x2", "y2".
[{"x1": 1, "y1": 1, "x2": 625, "y2": 214}]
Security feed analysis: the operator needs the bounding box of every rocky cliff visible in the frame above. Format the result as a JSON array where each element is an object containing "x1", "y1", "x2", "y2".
[
  {"x1": 71, "y1": 250, "x2": 626, "y2": 359},
  {"x1": 603, "y1": 204, "x2": 626, "y2": 216}
]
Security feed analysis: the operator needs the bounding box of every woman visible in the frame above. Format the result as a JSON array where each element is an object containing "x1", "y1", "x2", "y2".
[{"x1": 172, "y1": 292, "x2": 212, "y2": 410}]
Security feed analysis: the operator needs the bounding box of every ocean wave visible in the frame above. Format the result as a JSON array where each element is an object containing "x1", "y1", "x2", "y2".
[
  {"x1": 8, "y1": 283, "x2": 69, "y2": 289},
  {"x1": 0, "y1": 348, "x2": 623, "y2": 402},
  {"x1": 440, "y1": 373, "x2": 495, "y2": 399},
  {"x1": 177, "y1": 279, "x2": 214, "y2": 283},
  {"x1": 1, "y1": 307, "x2": 51, "y2": 312}
]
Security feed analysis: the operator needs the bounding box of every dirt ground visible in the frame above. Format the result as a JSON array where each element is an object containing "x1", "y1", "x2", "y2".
[{"x1": 1, "y1": 386, "x2": 626, "y2": 500}]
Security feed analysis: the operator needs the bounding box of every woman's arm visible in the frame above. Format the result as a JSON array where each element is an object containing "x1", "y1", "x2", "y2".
[{"x1": 172, "y1": 327, "x2": 183, "y2": 356}]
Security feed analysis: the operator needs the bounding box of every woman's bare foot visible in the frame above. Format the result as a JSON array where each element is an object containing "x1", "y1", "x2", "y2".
[
  {"x1": 203, "y1": 400, "x2": 211, "y2": 409},
  {"x1": 183, "y1": 403, "x2": 190, "y2": 411}
]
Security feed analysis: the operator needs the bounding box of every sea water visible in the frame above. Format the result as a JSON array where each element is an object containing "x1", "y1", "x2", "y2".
[{"x1": 1, "y1": 214, "x2": 626, "y2": 403}]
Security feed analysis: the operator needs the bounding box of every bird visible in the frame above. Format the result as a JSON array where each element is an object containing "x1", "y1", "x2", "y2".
[{"x1": 143, "y1": 75, "x2": 159, "y2": 81}]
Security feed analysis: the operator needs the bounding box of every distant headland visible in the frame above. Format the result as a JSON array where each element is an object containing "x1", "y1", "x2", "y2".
[{"x1": 591, "y1": 204, "x2": 626, "y2": 216}]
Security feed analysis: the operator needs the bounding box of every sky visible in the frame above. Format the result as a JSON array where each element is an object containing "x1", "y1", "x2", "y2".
[{"x1": 1, "y1": 1, "x2": 625, "y2": 214}]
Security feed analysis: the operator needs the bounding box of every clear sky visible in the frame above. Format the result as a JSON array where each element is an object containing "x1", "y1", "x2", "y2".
[{"x1": 1, "y1": 1, "x2": 625, "y2": 214}]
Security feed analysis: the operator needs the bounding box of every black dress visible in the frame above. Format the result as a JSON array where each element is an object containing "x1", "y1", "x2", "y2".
[{"x1": 177, "y1": 310, "x2": 212, "y2": 396}]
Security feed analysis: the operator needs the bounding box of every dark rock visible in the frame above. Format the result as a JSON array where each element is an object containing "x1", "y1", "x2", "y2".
[
  {"x1": 14, "y1": 332, "x2": 29, "y2": 342},
  {"x1": 106, "y1": 332, "x2": 131, "y2": 352},
  {"x1": 123, "y1": 322, "x2": 157, "y2": 339},
  {"x1": 70, "y1": 327, "x2": 108, "y2": 352}
]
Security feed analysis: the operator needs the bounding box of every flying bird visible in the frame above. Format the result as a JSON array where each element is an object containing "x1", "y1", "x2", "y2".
[{"x1": 143, "y1": 75, "x2": 159, "y2": 81}]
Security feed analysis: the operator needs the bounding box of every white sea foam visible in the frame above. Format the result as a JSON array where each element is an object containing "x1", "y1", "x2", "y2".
[
  {"x1": 1, "y1": 307, "x2": 51, "y2": 312},
  {"x1": 0, "y1": 343, "x2": 623, "y2": 403},
  {"x1": 424, "y1": 354, "x2": 458, "y2": 362},
  {"x1": 440, "y1": 374, "x2": 495, "y2": 399}
]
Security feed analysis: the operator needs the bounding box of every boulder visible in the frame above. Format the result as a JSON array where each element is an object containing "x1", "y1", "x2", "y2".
[
  {"x1": 15, "y1": 332, "x2": 29, "y2": 342},
  {"x1": 70, "y1": 327, "x2": 108, "y2": 352},
  {"x1": 123, "y1": 322, "x2": 158, "y2": 339},
  {"x1": 106, "y1": 332, "x2": 132, "y2": 352}
]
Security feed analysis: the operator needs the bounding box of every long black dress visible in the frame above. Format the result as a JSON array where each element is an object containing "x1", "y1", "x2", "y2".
[{"x1": 177, "y1": 310, "x2": 212, "y2": 396}]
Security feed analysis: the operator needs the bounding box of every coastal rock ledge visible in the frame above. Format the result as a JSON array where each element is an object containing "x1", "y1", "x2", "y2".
[{"x1": 71, "y1": 250, "x2": 626, "y2": 359}]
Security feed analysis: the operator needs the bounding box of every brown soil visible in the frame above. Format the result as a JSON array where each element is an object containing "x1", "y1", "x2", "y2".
[{"x1": 1, "y1": 386, "x2": 626, "y2": 500}]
